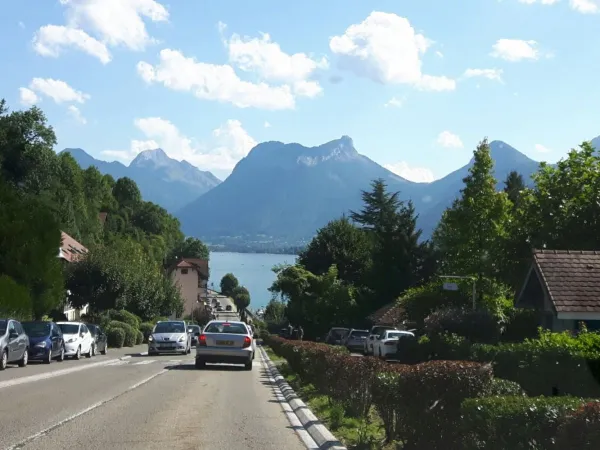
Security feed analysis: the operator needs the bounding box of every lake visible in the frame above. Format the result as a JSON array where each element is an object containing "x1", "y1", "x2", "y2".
[{"x1": 208, "y1": 252, "x2": 298, "y2": 310}]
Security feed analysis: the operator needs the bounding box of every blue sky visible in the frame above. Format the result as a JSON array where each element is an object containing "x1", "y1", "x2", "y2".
[{"x1": 2, "y1": 0, "x2": 600, "y2": 181}]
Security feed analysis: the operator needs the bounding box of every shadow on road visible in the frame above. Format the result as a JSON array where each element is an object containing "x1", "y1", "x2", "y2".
[{"x1": 165, "y1": 363, "x2": 247, "y2": 371}]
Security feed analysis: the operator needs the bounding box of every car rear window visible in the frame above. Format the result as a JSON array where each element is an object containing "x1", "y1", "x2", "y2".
[
  {"x1": 351, "y1": 330, "x2": 369, "y2": 337},
  {"x1": 204, "y1": 322, "x2": 248, "y2": 334}
]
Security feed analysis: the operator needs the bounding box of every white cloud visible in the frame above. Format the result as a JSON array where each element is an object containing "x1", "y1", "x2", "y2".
[
  {"x1": 102, "y1": 117, "x2": 257, "y2": 172},
  {"x1": 32, "y1": 0, "x2": 168, "y2": 63},
  {"x1": 518, "y1": 0, "x2": 559, "y2": 4},
  {"x1": 33, "y1": 25, "x2": 111, "y2": 64},
  {"x1": 491, "y1": 39, "x2": 540, "y2": 61},
  {"x1": 329, "y1": 12, "x2": 455, "y2": 91},
  {"x1": 570, "y1": 0, "x2": 600, "y2": 13},
  {"x1": 225, "y1": 29, "x2": 328, "y2": 97},
  {"x1": 384, "y1": 161, "x2": 434, "y2": 183},
  {"x1": 28, "y1": 78, "x2": 90, "y2": 104},
  {"x1": 384, "y1": 97, "x2": 403, "y2": 108},
  {"x1": 67, "y1": 105, "x2": 87, "y2": 124},
  {"x1": 264, "y1": 121, "x2": 272, "y2": 128},
  {"x1": 535, "y1": 143, "x2": 552, "y2": 153},
  {"x1": 436, "y1": 131, "x2": 464, "y2": 148},
  {"x1": 19, "y1": 87, "x2": 39, "y2": 107},
  {"x1": 137, "y1": 49, "x2": 295, "y2": 110},
  {"x1": 435, "y1": 51, "x2": 444, "y2": 58},
  {"x1": 463, "y1": 68, "x2": 504, "y2": 83}
]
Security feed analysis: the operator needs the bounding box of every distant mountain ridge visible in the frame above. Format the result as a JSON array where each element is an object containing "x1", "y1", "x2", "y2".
[
  {"x1": 176, "y1": 136, "x2": 544, "y2": 243},
  {"x1": 62, "y1": 148, "x2": 221, "y2": 212}
]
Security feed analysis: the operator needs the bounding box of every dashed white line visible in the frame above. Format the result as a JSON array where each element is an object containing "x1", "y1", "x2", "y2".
[{"x1": 132, "y1": 360, "x2": 155, "y2": 365}]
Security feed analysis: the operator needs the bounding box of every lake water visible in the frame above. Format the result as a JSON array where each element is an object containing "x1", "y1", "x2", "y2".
[{"x1": 208, "y1": 252, "x2": 298, "y2": 310}]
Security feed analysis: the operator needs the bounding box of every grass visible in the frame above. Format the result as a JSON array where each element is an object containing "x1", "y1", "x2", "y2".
[{"x1": 264, "y1": 346, "x2": 399, "y2": 450}]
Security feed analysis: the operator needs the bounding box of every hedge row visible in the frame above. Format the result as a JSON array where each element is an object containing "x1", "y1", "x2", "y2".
[
  {"x1": 83, "y1": 309, "x2": 159, "y2": 348},
  {"x1": 265, "y1": 335, "x2": 600, "y2": 449}
]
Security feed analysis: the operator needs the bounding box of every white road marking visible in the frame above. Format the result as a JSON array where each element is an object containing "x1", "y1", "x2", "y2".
[
  {"x1": 132, "y1": 360, "x2": 156, "y2": 365},
  {"x1": 106, "y1": 360, "x2": 129, "y2": 366},
  {"x1": 5, "y1": 368, "x2": 170, "y2": 450}
]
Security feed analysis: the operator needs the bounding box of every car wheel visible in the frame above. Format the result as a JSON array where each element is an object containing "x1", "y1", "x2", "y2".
[
  {"x1": 44, "y1": 349, "x2": 52, "y2": 364},
  {"x1": 74, "y1": 346, "x2": 81, "y2": 360},
  {"x1": 0, "y1": 350, "x2": 7, "y2": 371},
  {"x1": 88, "y1": 344, "x2": 94, "y2": 358},
  {"x1": 186, "y1": 345, "x2": 191, "y2": 354},
  {"x1": 195, "y1": 359, "x2": 205, "y2": 369},
  {"x1": 244, "y1": 361, "x2": 253, "y2": 371},
  {"x1": 19, "y1": 348, "x2": 28, "y2": 367},
  {"x1": 252, "y1": 352, "x2": 255, "y2": 360},
  {"x1": 101, "y1": 344, "x2": 107, "y2": 355},
  {"x1": 57, "y1": 346, "x2": 65, "y2": 362}
]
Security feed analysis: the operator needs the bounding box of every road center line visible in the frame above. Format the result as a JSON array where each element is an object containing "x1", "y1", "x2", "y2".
[
  {"x1": 0, "y1": 356, "x2": 135, "y2": 391},
  {"x1": 5, "y1": 367, "x2": 171, "y2": 450}
]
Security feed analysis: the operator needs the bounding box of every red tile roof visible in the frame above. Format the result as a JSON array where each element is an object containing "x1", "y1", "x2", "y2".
[
  {"x1": 58, "y1": 232, "x2": 88, "y2": 263},
  {"x1": 533, "y1": 249, "x2": 600, "y2": 313},
  {"x1": 172, "y1": 258, "x2": 209, "y2": 279}
]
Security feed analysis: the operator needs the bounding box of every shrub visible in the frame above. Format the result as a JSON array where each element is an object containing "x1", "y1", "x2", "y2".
[
  {"x1": 107, "y1": 309, "x2": 141, "y2": 329},
  {"x1": 501, "y1": 308, "x2": 539, "y2": 342},
  {"x1": 135, "y1": 330, "x2": 144, "y2": 345},
  {"x1": 107, "y1": 327, "x2": 125, "y2": 348},
  {"x1": 556, "y1": 401, "x2": 600, "y2": 449},
  {"x1": 460, "y1": 396, "x2": 589, "y2": 450},
  {"x1": 480, "y1": 378, "x2": 526, "y2": 397},
  {"x1": 139, "y1": 322, "x2": 154, "y2": 342},
  {"x1": 424, "y1": 307, "x2": 500, "y2": 344},
  {"x1": 107, "y1": 320, "x2": 137, "y2": 347},
  {"x1": 151, "y1": 316, "x2": 169, "y2": 324}
]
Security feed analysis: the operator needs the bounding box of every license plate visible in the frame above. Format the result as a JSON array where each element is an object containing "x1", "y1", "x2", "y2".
[
  {"x1": 158, "y1": 344, "x2": 174, "y2": 348},
  {"x1": 216, "y1": 340, "x2": 234, "y2": 346}
]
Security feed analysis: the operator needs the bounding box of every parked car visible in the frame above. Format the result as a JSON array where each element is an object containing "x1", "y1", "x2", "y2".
[
  {"x1": 57, "y1": 322, "x2": 94, "y2": 359},
  {"x1": 86, "y1": 324, "x2": 108, "y2": 355},
  {"x1": 188, "y1": 325, "x2": 201, "y2": 346},
  {"x1": 148, "y1": 320, "x2": 192, "y2": 356},
  {"x1": 22, "y1": 321, "x2": 65, "y2": 363},
  {"x1": 195, "y1": 320, "x2": 253, "y2": 370},
  {"x1": 325, "y1": 327, "x2": 350, "y2": 345},
  {"x1": 372, "y1": 330, "x2": 416, "y2": 360},
  {"x1": 343, "y1": 329, "x2": 370, "y2": 353},
  {"x1": 0, "y1": 319, "x2": 29, "y2": 370},
  {"x1": 363, "y1": 325, "x2": 398, "y2": 356},
  {"x1": 244, "y1": 323, "x2": 256, "y2": 360}
]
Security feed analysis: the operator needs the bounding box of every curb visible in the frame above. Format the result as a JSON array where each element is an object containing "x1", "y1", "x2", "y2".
[{"x1": 259, "y1": 346, "x2": 347, "y2": 450}]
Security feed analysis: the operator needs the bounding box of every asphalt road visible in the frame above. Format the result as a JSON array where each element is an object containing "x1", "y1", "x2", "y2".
[{"x1": 0, "y1": 347, "x2": 307, "y2": 450}]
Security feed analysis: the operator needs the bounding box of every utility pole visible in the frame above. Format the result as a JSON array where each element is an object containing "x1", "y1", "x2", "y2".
[{"x1": 439, "y1": 275, "x2": 477, "y2": 310}]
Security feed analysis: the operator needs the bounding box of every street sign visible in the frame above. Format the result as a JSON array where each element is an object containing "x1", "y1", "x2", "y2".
[{"x1": 443, "y1": 282, "x2": 459, "y2": 291}]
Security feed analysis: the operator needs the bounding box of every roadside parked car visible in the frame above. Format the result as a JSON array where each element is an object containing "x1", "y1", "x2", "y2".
[
  {"x1": 22, "y1": 321, "x2": 65, "y2": 363},
  {"x1": 57, "y1": 322, "x2": 94, "y2": 359},
  {"x1": 244, "y1": 323, "x2": 256, "y2": 360},
  {"x1": 86, "y1": 324, "x2": 108, "y2": 355},
  {"x1": 195, "y1": 320, "x2": 253, "y2": 370},
  {"x1": 343, "y1": 329, "x2": 370, "y2": 353},
  {"x1": 148, "y1": 320, "x2": 192, "y2": 356},
  {"x1": 363, "y1": 325, "x2": 398, "y2": 356},
  {"x1": 372, "y1": 330, "x2": 416, "y2": 360},
  {"x1": 0, "y1": 319, "x2": 29, "y2": 370},
  {"x1": 325, "y1": 327, "x2": 350, "y2": 345}
]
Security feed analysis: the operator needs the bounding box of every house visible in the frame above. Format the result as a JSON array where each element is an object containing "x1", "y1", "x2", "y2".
[
  {"x1": 57, "y1": 231, "x2": 89, "y2": 320},
  {"x1": 169, "y1": 258, "x2": 210, "y2": 318},
  {"x1": 516, "y1": 249, "x2": 600, "y2": 332}
]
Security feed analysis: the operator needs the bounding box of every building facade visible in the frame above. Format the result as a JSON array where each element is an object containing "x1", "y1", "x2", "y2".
[
  {"x1": 170, "y1": 258, "x2": 210, "y2": 318},
  {"x1": 58, "y1": 231, "x2": 89, "y2": 321}
]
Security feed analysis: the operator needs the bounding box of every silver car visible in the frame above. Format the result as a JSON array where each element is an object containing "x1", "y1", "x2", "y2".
[
  {"x1": 195, "y1": 320, "x2": 253, "y2": 370},
  {"x1": 148, "y1": 320, "x2": 191, "y2": 356}
]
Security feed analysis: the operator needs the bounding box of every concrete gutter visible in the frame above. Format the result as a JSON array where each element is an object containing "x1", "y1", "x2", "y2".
[{"x1": 259, "y1": 346, "x2": 347, "y2": 450}]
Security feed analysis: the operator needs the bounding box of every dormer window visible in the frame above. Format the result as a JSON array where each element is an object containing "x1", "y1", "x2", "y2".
[{"x1": 181, "y1": 268, "x2": 188, "y2": 275}]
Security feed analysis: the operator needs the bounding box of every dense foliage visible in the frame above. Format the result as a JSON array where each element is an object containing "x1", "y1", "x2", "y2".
[{"x1": 0, "y1": 100, "x2": 205, "y2": 320}]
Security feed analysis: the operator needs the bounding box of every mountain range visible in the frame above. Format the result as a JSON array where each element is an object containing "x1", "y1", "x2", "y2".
[
  {"x1": 62, "y1": 148, "x2": 221, "y2": 212},
  {"x1": 65, "y1": 135, "x2": 600, "y2": 248}
]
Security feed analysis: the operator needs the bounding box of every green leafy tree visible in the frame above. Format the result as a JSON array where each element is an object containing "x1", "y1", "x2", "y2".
[
  {"x1": 112, "y1": 177, "x2": 142, "y2": 209},
  {"x1": 263, "y1": 298, "x2": 286, "y2": 324},
  {"x1": 220, "y1": 273, "x2": 239, "y2": 296},
  {"x1": 166, "y1": 237, "x2": 210, "y2": 267},
  {"x1": 433, "y1": 138, "x2": 512, "y2": 281},
  {"x1": 0, "y1": 275, "x2": 32, "y2": 319},
  {"x1": 503, "y1": 170, "x2": 525, "y2": 209},
  {"x1": 231, "y1": 285, "x2": 251, "y2": 315},
  {"x1": 298, "y1": 217, "x2": 372, "y2": 286}
]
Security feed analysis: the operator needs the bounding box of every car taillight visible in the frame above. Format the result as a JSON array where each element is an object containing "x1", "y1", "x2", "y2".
[
  {"x1": 242, "y1": 336, "x2": 252, "y2": 348},
  {"x1": 198, "y1": 335, "x2": 207, "y2": 347}
]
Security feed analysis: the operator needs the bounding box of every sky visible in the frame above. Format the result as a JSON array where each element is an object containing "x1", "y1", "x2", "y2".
[{"x1": 2, "y1": 0, "x2": 600, "y2": 182}]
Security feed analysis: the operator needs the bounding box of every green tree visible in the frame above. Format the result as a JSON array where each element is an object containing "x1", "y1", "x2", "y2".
[
  {"x1": 0, "y1": 275, "x2": 32, "y2": 319},
  {"x1": 220, "y1": 273, "x2": 239, "y2": 296},
  {"x1": 503, "y1": 170, "x2": 525, "y2": 210},
  {"x1": 298, "y1": 217, "x2": 372, "y2": 286},
  {"x1": 112, "y1": 177, "x2": 142, "y2": 209},
  {"x1": 263, "y1": 298, "x2": 286, "y2": 324},
  {"x1": 433, "y1": 138, "x2": 512, "y2": 281},
  {"x1": 231, "y1": 285, "x2": 251, "y2": 313},
  {"x1": 166, "y1": 237, "x2": 210, "y2": 267}
]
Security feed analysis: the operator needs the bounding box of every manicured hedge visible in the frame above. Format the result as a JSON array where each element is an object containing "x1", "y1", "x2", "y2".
[
  {"x1": 107, "y1": 327, "x2": 125, "y2": 348},
  {"x1": 107, "y1": 320, "x2": 137, "y2": 347},
  {"x1": 556, "y1": 401, "x2": 600, "y2": 449},
  {"x1": 139, "y1": 322, "x2": 154, "y2": 342}
]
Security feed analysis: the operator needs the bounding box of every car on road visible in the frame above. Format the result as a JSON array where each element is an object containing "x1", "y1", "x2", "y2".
[
  {"x1": 188, "y1": 325, "x2": 201, "y2": 346},
  {"x1": 148, "y1": 320, "x2": 192, "y2": 356},
  {"x1": 86, "y1": 324, "x2": 108, "y2": 355},
  {"x1": 372, "y1": 330, "x2": 416, "y2": 360},
  {"x1": 363, "y1": 325, "x2": 398, "y2": 356},
  {"x1": 57, "y1": 322, "x2": 94, "y2": 359},
  {"x1": 22, "y1": 321, "x2": 65, "y2": 363},
  {"x1": 0, "y1": 318, "x2": 29, "y2": 370},
  {"x1": 195, "y1": 320, "x2": 254, "y2": 370},
  {"x1": 343, "y1": 329, "x2": 370, "y2": 353}
]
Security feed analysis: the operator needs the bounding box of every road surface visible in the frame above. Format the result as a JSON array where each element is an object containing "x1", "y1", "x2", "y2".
[{"x1": 0, "y1": 347, "x2": 308, "y2": 450}]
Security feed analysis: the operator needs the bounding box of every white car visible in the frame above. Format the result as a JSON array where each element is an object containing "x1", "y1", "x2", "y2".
[
  {"x1": 57, "y1": 322, "x2": 94, "y2": 359},
  {"x1": 372, "y1": 330, "x2": 415, "y2": 360},
  {"x1": 244, "y1": 323, "x2": 256, "y2": 360}
]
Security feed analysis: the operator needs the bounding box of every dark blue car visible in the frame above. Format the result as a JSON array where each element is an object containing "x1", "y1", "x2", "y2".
[{"x1": 22, "y1": 321, "x2": 65, "y2": 364}]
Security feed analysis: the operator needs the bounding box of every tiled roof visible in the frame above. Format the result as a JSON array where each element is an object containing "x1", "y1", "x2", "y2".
[
  {"x1": 534, "y1": 249, "x2": 600, "y2": 313},
  {"x1": 58, "y1": 232, "x2": 88, "y2": 263},
  {"x1": 172, "y1": 258, "x2": 209, "y2": 278}
]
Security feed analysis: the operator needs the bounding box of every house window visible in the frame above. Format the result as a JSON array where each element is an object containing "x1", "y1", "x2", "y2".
[{"x1": 181, "y1": 269, "x2": 188, "y2": 275}]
